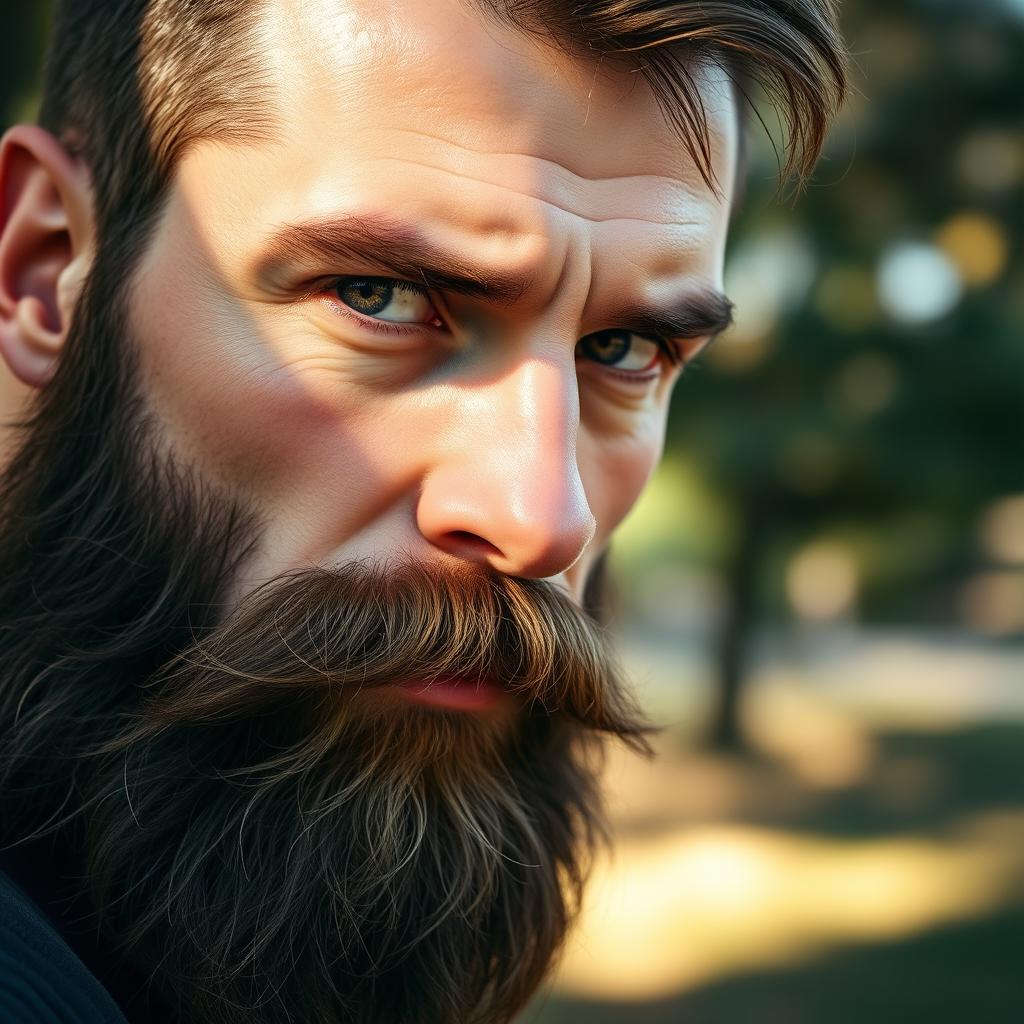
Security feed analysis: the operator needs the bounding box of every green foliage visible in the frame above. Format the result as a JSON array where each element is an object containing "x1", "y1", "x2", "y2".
[
  {"x1": 674, "y1": 0, "x2": 1024, "y2": 624},
  {"x1": 0, "y1": 1, "x2": 51, "y2": 125}
]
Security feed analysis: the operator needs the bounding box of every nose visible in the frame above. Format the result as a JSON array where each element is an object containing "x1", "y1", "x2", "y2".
[{"x1": 416, "y1": 357, "x2": 596, "y2": 579}]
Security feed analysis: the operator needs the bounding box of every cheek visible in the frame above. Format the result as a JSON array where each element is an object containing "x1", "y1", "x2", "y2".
[
  {"x1": 128, "y1": 257, "x2": 442, "y2": 569},
  {"x1": 127, "y1": 197, "x2": 385, "y2": 508},
  {"x1": 581, "y1": 418, "x2": 667, "y2": 546},
  {"x1": 131, "y1": 300, "x2": 432, "y2": 581},
  {"x1": 136, "y1": 320, "x2": 334, "y2": 500},
  {"x1": 131, "y1": 249, "x2": 377, "y2": 502}
]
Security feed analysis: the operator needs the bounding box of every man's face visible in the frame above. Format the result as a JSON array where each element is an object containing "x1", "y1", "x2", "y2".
[
  {"x1": 0, "y1": 4, "x2": 740, "y2": 1020},
  {"x1": 129, "y1": 0, "x2": 737, "y2": 612}
]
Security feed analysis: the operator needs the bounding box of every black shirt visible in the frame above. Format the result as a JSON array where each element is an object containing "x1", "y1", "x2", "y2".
[{"x1": 0, "y1": 870, "x2": 127, "y2": 1023}]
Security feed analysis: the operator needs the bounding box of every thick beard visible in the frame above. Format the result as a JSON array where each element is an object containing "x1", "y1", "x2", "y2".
[
  {"x1": 0, "y1": 266, "x2": 650, "y2": 1023},
  {"x1": 85, "y1": 563, "x2": 649, "y2": 1024}
]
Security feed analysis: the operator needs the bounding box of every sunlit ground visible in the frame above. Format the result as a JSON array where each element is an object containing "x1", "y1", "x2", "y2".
[{"x1": 519, "y1": 630, "x2": 1024, "y2": 1023}]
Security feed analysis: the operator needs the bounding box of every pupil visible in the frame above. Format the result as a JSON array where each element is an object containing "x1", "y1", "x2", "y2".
[
  {"x1": 342, "y1": 280, "x2": 391, "y2": 314},
  {"x1": 588, "y1": 330, "x2": 629, "y2": 364}
]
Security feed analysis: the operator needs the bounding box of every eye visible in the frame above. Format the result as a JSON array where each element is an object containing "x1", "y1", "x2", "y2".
[
  {"x1": 577, "y1": 329, "x2": 673, "y2": 377},
  {"x1": 333, "y1": 277, "x2": 441, "y2": 326}
]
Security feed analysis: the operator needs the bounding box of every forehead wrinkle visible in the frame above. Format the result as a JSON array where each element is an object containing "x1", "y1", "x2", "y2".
[
  {"x1": 371, "y1": 155, "x2": 705, "y2": 228},
  {"x1": 387, "y1": 126, "x2": 700, "y2": 190}
]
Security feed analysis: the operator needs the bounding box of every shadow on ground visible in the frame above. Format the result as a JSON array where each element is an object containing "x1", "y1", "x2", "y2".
[{"x1": 520, "y1": 724, "x2": 1024, "y2": 1024}]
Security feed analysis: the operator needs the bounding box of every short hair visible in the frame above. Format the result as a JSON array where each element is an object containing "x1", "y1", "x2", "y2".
[{"x1": 39, "y1": 0, "x2": 846, "y2": 251}]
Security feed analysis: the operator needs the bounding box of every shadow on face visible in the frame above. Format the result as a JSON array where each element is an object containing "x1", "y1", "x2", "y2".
[{"x1": 126, "y1": 0, "x2": 737, "y2": 611}]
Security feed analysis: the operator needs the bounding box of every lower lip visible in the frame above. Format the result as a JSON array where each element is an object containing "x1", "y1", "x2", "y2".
[{"x1": 394, "y1": 677, "x2": 507, "y2": 712}]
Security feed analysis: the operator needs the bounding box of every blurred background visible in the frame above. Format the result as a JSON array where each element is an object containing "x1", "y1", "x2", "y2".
[{"x1": 2, "y1": 1, "x2": 1022, "y2": 1021}]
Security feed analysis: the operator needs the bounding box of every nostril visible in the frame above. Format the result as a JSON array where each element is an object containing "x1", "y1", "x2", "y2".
[{"x1": 444, "y1": 531, "x2": 503, "y2": 558}]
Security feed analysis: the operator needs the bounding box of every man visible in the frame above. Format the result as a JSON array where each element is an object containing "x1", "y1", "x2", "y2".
[{"x1": 0, "y1": 1, "x2": 846, "y2": 1021}]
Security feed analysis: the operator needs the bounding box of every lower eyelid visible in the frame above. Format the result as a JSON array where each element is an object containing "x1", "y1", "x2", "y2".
[
  {"x1": 576, "y1": 358, "x2": 661, "y2": 386},
  {"x1": 608, "y1": 371, "x2": 660, "y2": 385},
  {"x1": 320, "y1": 294, "x2": 425, "y2": 336}
]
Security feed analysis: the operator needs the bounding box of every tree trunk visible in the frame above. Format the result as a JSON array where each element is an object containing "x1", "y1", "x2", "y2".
[{"x1": 709, "y1": 484, "x2": 770, "y2": 751}]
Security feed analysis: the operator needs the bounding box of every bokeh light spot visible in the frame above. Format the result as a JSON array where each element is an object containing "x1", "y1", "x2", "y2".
[
  {"x1": 830, "y1": 353, "x2": 900, "y2": 419},
  {"x1": 954, "y1": 128, "x2": 1024, "y2": 194},
  {"x1": 980, "y1": 495, "x2": 1024, "y2": 565},
  {"x1": 786, "y1": 541, "x2": 860, "y2": 621},
  {"x1": 711, "y1": 229, "x2": 816, "y2": 374},
  {"x1": 936, "y1": 212, "x2": 1010, "y2": 287},
  {"x1": 815, "y1": 265, "x2": 880, "y2": 332},
  {"x1": 778, "y1": 433, "x2": 842, "y2": 495},
  {"x1": 960, "y1": 571, "x2": 1024, "y2": 636},
  {"x1": 877, "y1": 243, "x2": 964, "y2": 325}
]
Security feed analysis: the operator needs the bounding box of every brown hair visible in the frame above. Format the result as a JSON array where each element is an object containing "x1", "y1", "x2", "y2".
[
  {"x1": 478, "y1": 0, "x2": 848, "y2": 189},
  {"x1": 38, "y1": 0, "x2": 846, "y2": 254},
  {"x1": 38, "y1": 1, "x2": 273, "y2": 256}
]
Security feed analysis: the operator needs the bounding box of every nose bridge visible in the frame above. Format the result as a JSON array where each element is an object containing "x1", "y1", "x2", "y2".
[
  {"x1": 491, "y1": 354, "x2": 581, "y2": 519},
  {"x1": 418, "y1": 353, "x2": 596, "y2": 578}
]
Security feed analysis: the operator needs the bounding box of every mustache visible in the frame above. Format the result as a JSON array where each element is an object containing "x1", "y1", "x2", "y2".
[{"x1": 113, "y1": 560, "x2": 652, "y2": 750}]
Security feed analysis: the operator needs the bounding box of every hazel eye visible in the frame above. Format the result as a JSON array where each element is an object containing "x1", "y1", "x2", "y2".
[
  {"x1": 577, "y1": 329, "x2": 664, "y2": 375},
  {"x1": 335, "y1": 278, "x2": 438, "y2": 324}
]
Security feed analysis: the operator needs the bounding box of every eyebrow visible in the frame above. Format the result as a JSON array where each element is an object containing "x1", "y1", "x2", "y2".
[
  {"x1": 253, "y1": 214, "x2": 734, "y2": 340},
  {"x1": 612, "y1": 290, "x2": 734, "y2": 342},
  {"x1": 254, "y1": 215, "x2": 532, "y2": 304}
]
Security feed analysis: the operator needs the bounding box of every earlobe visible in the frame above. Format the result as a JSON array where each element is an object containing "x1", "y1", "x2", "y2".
[{"x1": 0, "y1": 125, "x2": 94, "y2": 389}]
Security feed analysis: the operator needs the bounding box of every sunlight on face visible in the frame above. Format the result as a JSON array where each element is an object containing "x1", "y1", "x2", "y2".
[{"x1": 129, "y1": 0, "x2": 737, "y2": 609}]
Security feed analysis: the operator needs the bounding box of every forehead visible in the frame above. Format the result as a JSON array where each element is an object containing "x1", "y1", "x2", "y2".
[
  {"x1": 259, "y1": 0, "x2": 735, "y2": 185},
  {"x1": 263, "y1": 0, "x2": 732, "y2": 175},
  {"x1": 169, "y1": 0, "x2": 736, "y2": 296}
]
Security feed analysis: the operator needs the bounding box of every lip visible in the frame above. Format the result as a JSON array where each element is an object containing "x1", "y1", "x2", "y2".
[{"x1": 394, "y1": 676, "x2": 507, "y2": 712}]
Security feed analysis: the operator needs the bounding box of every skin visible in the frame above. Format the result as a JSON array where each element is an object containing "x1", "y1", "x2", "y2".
[{"x1": 0, "y1": 0, "x2": 737, "y2": 620}]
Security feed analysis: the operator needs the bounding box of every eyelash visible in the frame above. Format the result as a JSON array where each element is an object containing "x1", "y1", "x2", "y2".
[{"x1": 320, "y1": 275, "x2": 685, "y2": 372}]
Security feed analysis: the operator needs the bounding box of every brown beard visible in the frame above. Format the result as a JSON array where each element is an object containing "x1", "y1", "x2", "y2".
[
  {"x1": 85, "y1": 563, "x2": 648, "y2": 1024},
  {"x1": 0, "y1": 263, "x2": 650, "y2": 1023}
]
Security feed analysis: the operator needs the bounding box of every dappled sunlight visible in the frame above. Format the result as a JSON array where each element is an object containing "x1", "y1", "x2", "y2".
[
  {"x1": 746, "y1": 638, "x2": 1024, "y2": 732},
  {"x1": 785, "y1": 541, "x2": 861, "y2": 622},
  {"x1": 744, "y1": 677, "x2": 878, "y2": 789},
  {"x1": 551, "y1": 813, "x2": 1024, "y2": 1001}
]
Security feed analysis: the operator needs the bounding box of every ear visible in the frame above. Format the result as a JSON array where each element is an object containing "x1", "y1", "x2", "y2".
[{"x1": 0, "y1": 125, "x2": 94, "y2": 389}]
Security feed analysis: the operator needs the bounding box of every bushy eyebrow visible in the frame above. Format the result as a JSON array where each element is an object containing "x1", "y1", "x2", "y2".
[
  {"x1": 253, "y1": 213, "x2": 734, "y2": 339},
  {"x1": 612, "y1": 291, "x2": 734, "y2": 341},
  {"x1": 253, "y1": 214, "x2": 533, "y2": 303}
]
